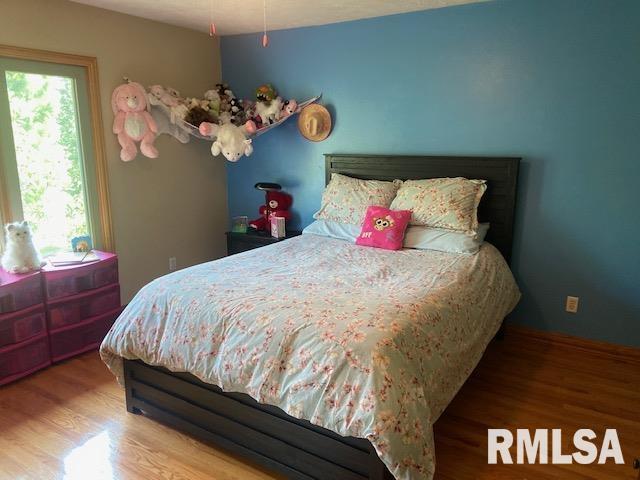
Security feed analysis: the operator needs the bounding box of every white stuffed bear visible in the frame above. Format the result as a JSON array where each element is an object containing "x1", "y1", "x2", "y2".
[
  {"x1": 199, "y1": 120, "x2": 256, "y2": 162},
  {"x1": 186, "y1": 97, "x2": 199, "y2": 110},
  {"x1": 198, "y1": 99, "x2": 211, "y2": 111},
  {"x1": 169, "y1": 103, "x2": 189, "y2": 124},
  {"x1": 148, "y1": 85, "x2": 179, "y2": 107},
  {"x1": 1, "y1": 221, "x2": 46, "y2": 274},
  {"x1": 146, "y1": 86, "x2": 190, "y2": 143},
  {"x1": 185, "y1": 97, "x2": 210, "y2": 112},
  {"x1": 165, "y1": 87, "x2": 181, "y2": 101},
  {"x1": 255, "y1": 96, "x2": 283, "y2": 125}
]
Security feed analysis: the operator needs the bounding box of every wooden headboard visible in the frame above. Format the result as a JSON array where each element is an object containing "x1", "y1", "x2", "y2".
[{"x1": 325, "y1": 154, "x2": 520, "y2": 263}]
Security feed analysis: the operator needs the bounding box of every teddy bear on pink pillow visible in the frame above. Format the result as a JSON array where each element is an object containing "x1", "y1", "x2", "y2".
[{"x1": 355, "y1": 206, "x2": 412, "y2": 251}]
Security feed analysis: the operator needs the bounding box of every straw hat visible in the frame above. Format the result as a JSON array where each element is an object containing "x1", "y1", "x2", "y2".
[{"x1": 298, "y1": 104, "x2": 332, "y2": 142}]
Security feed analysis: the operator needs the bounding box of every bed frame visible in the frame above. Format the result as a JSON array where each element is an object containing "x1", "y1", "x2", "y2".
[{"x1": 124, "y1": 154, "x2": 520, "y2": 479}]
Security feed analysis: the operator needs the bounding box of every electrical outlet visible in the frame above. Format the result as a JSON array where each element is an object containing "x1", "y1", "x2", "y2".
[
  {"x1": 565, "y1": 296, "x2": 579, "y2": 313},
  {"x1": 169, "y1": 257, "x2": 177, "y2": 271}
]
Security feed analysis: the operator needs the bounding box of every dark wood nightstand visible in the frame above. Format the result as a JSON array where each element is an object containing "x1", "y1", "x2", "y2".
[{"x1": 226, "y1": 229, "x2": 302, "y2": 256}]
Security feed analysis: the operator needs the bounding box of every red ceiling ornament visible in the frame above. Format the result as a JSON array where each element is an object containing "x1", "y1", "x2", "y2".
[{"x1": 262, "y1": 0, "x2": 269, "y2": 47}]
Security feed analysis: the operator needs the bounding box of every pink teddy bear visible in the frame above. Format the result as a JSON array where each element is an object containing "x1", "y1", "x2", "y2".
[{"x1": 111, "y1": 82, "x2": 158, "y2": 161}]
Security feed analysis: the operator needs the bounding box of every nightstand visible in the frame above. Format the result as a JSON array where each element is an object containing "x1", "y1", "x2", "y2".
[{"x1": 226, "y1": 229, "x2": 302, "y2": 255}]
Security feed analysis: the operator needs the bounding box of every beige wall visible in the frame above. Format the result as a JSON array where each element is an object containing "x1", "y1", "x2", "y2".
[{"x1": 0, "y1": 0, "x2": 227, "y2": 302}]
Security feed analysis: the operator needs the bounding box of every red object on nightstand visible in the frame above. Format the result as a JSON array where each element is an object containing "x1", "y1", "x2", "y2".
[
  {"x1": 0, "y1": 251, "x2": 122, "y2": 385},
  {"x1": 42, "y1": 251, "x2": 121, "y2": 363}
]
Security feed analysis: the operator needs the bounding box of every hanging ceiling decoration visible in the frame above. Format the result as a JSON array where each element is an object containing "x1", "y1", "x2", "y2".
[
  {"x1": 262, "y1": 0, "x2": 269, "y2": 47},
  {"x1": 209, "y1": 0, "x2": 217, "y2": 36},
  {"x1": 207, "y1": 0, "x2": 268, "y2": 45}
]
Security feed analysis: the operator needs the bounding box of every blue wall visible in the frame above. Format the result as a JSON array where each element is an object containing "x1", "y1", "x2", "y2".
[{"x1": 222, "y1": 0, "x2": 640, "y2": 347}]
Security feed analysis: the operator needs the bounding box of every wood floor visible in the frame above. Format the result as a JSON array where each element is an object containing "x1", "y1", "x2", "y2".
[{"x1": 0, "y1": 327, "x2": 638, "y2": 480}]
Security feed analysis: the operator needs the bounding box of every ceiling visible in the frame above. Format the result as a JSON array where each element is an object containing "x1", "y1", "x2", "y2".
[{"x1": 70, "y1": 0, "x2": 487, "y2": 36}]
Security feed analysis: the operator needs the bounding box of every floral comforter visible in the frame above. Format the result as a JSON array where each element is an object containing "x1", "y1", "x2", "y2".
[{"x1": 100, "y1": 234, "x2": 520, "y2": 480}]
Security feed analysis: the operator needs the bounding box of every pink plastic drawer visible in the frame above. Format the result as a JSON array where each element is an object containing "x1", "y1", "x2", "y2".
[
  {"x1": 0, "y1": 270, "x2": 42, "y2": 314},
  {"x1": 0, "y1": 332, "x2": 51, "y2": 386},
  {"x1": 47, "y1": 283, "x2": 121, "y2": 331},
  {"x1": 42, "y1": 252, "x2": 118, "y2": 300},
  {"x1": 49, "y1": 307, "x2": 120, "y2": 363},
  {"x1": 0, "y1": 304, "x2": 46, "y2": 348}
]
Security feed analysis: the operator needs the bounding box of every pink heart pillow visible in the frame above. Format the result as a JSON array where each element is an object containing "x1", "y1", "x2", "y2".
[{"x1": 356, "y1": 206, "x2": 412, "y2": 250}]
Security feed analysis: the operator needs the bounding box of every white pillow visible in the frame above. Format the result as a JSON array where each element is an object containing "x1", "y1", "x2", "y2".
[
  {"x1": 303, "y1": 220, "x2": 489, "y2": 254},
  {"x1": 302, "y1": 219, "x2": 360, "y2": 242},
  {"x1": 404, "y1": 223, "x2": 489, "y2": 254}
]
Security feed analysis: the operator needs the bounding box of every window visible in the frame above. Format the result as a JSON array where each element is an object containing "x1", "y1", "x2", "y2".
[{"x1": 0, "y1": 46, "x2": 113, "y2": 254}]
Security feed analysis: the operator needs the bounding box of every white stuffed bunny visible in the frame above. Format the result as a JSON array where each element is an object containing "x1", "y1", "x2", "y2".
[{"x1": 1, "y1": 221, "x2": 46, "y2": 274}]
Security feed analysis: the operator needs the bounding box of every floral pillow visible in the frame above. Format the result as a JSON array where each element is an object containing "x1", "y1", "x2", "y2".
[
  {"x1": 389, "y1": 177, "x2": 487, "y2": 234},
  {"x1": 355, "y1": 206, "x2": 412, "y2": 251},
  {"x1": 314, "y1": 173, "x2": 401, "y2": 225}
]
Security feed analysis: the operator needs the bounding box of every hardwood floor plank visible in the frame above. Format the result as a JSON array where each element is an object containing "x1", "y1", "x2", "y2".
[{"x1": 0, "y1": 328, "x2": 638, "y2": 480}]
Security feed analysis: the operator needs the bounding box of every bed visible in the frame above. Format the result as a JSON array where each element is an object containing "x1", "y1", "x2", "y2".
[{"x1": 101, "y1": 154, "x2": 521, "y2": 480}]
